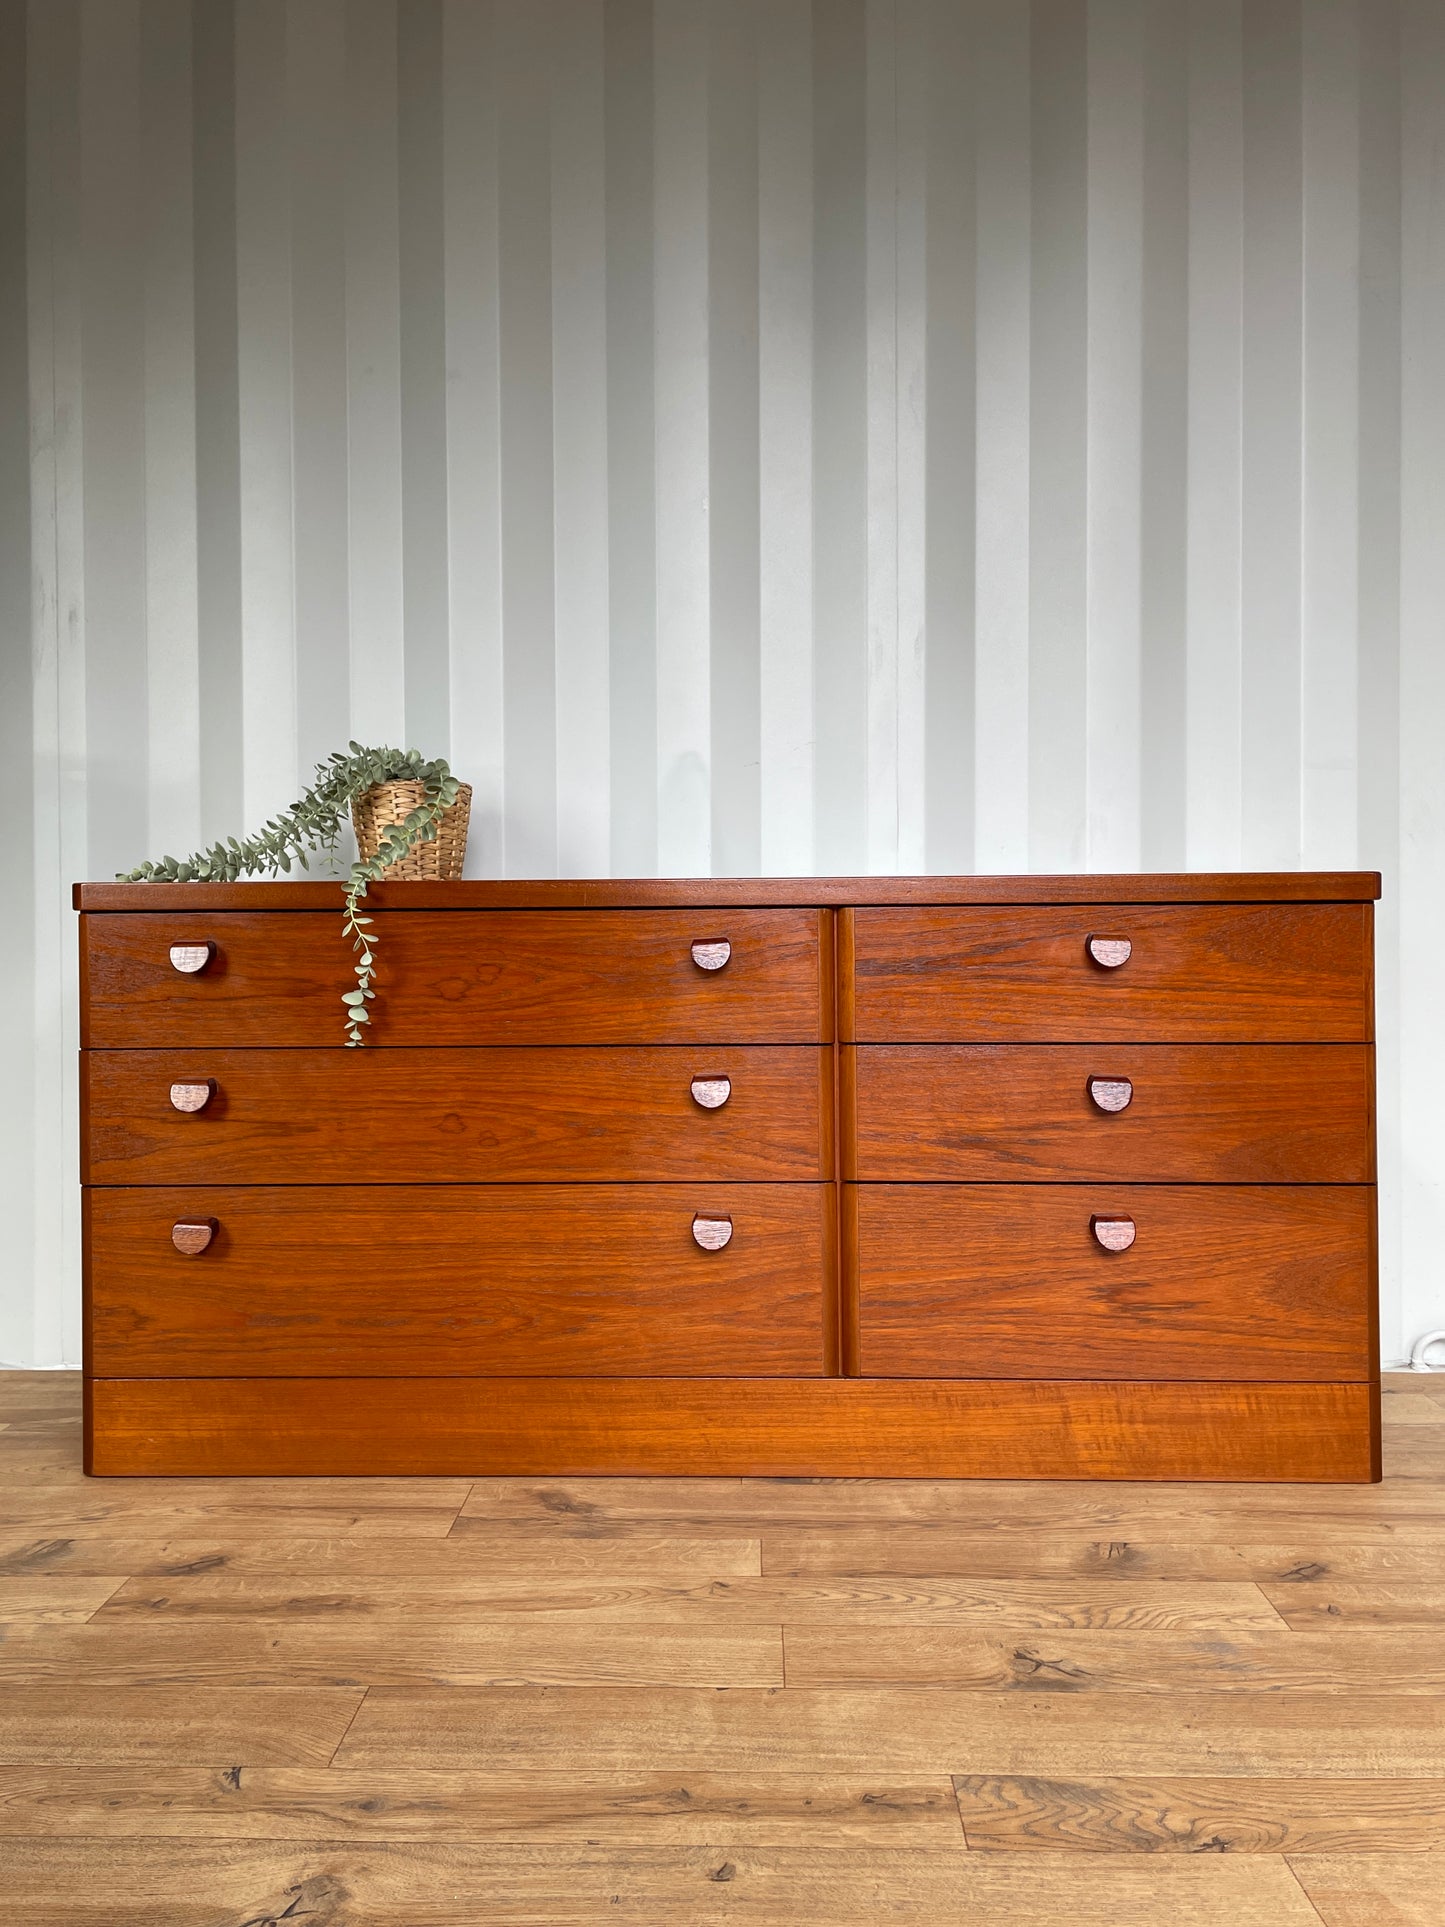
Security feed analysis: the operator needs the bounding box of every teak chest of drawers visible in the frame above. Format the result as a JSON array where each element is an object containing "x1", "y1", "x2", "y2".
[{"x1": 75, "y1": 872, "x2": 1381, "y2": 1481}]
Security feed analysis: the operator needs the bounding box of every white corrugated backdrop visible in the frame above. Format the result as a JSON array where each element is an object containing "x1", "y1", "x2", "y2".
[{"x1": 3, "y1": 0, "x2": 1443, "y2": 1369}]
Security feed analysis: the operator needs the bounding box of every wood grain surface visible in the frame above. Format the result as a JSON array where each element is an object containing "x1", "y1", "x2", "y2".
[
  {"x1": 2, "y1": 1371, "x2": 1441, "y2": 1924},
  {"x1": 1290, "y1": 1855, "x2": 1444, "y2": 1927},
  {"x1": 845, "y1": 1044, "x2": 1375, "y2": 1182},
  {"x1": 953, "y1": 1777, "x2": 1445, "y2": 1853},
  {"x1": 74, "y1": 871, "x2": 1384, "y2": 911},
  {"x1": 0, "y1": 1577, "x2": 127, "y2": 1623},
  {"x1": 78, "y1": 1572, "x2": 1284, "y2": 1629},
  {"x1": 850, "y1": 1184, "x2": 1376, "y2": 1380},
  {"x1": 0, "y1": 1765, "x2": 963, "y2": 1843},
  {"x1": 452, "y1": 1477, "x2": 1443, "y2": 1535},
  {"x1": 842, "y1": 903, "x2": 1373, "y2": 1042},
  {"x1": 759, "y1": 1532, "x2": 1445, "y2": 1582},
  {"x1": 1260, "y1": 1581, "x2": 1445, "y2": 1629},
  {"x1": 84, "y1": 1377, "x2": 1378, "y2": 1480},
  {"x1": 82, "y1": 910, "x2": 831, "y2": 1048},
  {"x1": 86, "y1": 1185, "x2": 834, "y2": 1378},
  {"x1": 784, "y1": 1628, "x2": 1445, "y2": 1692},
  {"x1": 0, "y1": 1621, "x2": 787, "y2": 1688},
  {"x1": 0, "y1": 1535, "x2": 765, "y2": 1581},
  {"x1": 0, "y1": 1840, "x2": 1325, "y2": 1924},
  {"x1": 334, "y1": 1685, "x2": 1445, "y2": 1775},
  {"x1": 82, "y1": 1047, "x2": 833, "y2": 1185},
  {"x1": 0, "y1": 1682, "x2": 364, "y2": 1764}
]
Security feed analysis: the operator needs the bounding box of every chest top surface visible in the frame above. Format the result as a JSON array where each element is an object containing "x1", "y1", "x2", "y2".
[{"x1": 74, "y1": 871, "x2": 1382, "y2": 912}]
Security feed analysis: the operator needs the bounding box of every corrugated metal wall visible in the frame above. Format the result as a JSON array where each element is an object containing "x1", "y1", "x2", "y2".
[{"x1": 4, "y1": 0, "x2": 1443, "y2": 1367}]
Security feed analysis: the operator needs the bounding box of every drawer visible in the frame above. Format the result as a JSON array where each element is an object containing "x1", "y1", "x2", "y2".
[
  {"x1": 843, "y1": 904, "x2": 1372, "y2": 1042},
  {"x1": 81, "y1": 908, "x2": 831, "y2": 1046},
  {"x1": 851, "y1": 1184, "x2": 1375, "y2": 1380},
  {"x1": 845, "y1": 1045, "x2": 1374, "y2": 1182},
  {"x1": 87, "y1": 1185, "x2": 833, "y2": 1376},
  {"x1": 83, "y1": 1047, "x2": 833, "y2": 1185}
]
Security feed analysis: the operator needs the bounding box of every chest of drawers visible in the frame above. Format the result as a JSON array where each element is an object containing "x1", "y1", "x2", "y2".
[{"x1": 75, "y1": 872, "x2": 1380, "y2": 1480}]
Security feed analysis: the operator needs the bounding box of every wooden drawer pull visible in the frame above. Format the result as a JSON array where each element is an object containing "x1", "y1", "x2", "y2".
[
  {"x1": 169, "y1": 1079, "x2": 216, "y2": 1114},
  {"x1": 1091, "y1": 1214, "x2": 1137, "y2": 1252},
  {"x1": 690, "y1": 1075, "x2": 732, "y2": 1110},
  {"x1": 1086, "y1": 935, "x2": 1132, "y2": 969},
  {"x1": 692, "y1": 1214, "x2": 734, "y2": 1251},
  {"x1": 171, "y1": 1218, "x2": 218, "y2": 1255},
  {"x1": 1088, "y1": 1075, "x2": 1133, "y2": 1113},
  {"x1": 690, "y1": 938, "x2": 731, "y2": 971},
  {"x1": 168, "y1": 941, "x2": 216, "y2": 974}
]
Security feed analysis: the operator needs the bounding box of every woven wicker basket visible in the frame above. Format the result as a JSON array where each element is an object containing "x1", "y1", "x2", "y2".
[{"x1": 351, "y1": 779, "x2": 473, "y2": 880}]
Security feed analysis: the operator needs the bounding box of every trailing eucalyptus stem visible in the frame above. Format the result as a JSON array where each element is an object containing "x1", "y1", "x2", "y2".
[{"x1": 119, "y1": 744, "x2": 463, "y2": 1046}]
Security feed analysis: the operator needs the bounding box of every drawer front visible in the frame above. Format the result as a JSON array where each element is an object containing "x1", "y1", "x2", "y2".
[
  {"x1": 88, "y1": 1185, "x2": 832, "y2": 1376},
  {"x1": 852, "y1": 1184, "x2": 1375, "y2": 1380},
  {"x1": 844, "y1": 903, "x2": 1372, "y2": 1042},
  {"x1": 82, "y1": 909, "x2": 830, "y2": 1046},
  {"x1": 83, "y1": 1047, "x2": 833, "y2": 1185},
  {"x1": 846, "y1": 1045, "x2": 1374, "y2": 1182}
]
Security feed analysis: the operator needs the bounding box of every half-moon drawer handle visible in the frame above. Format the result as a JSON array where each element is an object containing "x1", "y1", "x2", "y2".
[
  {"x1": 690, "y1": 1075, "x2": 732, "y2": 1110},
  {"x1": 1087, "y1": 935, "x2": 1131, "y2": 969},
  {"x1": 691, "y1": 939, "x2": 731, "y2": 971},
  {"x1": 692, "y1": 1214, "x2": 734, "y2": 1251},
  {"x1": 169, "y1": 941, "x2": 216, "y2": 974},
  {"x1": 1091, "y1": 1214, "x2": 1136, "y2": 1252},
  {"x1": 169, "y1": 1079, "x2": 216, "y2": 1114},
  {"x1": 172, "y1": 1218, "x2": 218, "y2": 1255},
  {"x1": 1088, "y1": 1076, "x2": 1133, "y2": 1113}
]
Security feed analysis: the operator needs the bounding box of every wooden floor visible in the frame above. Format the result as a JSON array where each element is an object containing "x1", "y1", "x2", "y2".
[{"x1": 2, "y1": 1377, "x2": 1443, "y2": 1924}]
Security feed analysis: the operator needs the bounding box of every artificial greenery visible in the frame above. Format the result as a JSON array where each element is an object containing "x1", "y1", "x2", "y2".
[{"x1": 119, "y1": 744, "x2": 463, "y2": 1045}]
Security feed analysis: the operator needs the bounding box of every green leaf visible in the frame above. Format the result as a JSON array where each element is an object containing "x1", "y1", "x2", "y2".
[{"x1": 116, "y1": 739, "x2": 466, "y2": 1050}]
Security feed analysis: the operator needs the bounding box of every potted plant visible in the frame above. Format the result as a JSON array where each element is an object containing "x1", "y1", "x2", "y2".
[{"x1": 119, "y1": 743, "x2": 471, "y2": 1045}]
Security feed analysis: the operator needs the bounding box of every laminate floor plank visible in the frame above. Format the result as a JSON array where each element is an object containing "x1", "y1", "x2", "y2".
[
  {"x1": 11, "y1": 1523, "x2": 1436, "y2": 1583},
  {"x1": 336, "y1": 1687, "x2": 1445, "y2": 1775},
  {"x1": 0, "y1": 1765, "x2": 965, "y2": 1843},
  {"x1": 0, "y1": 1840, "x2": 1323, "y2": 1924},
  {"x1": 5, "y1": 1475, "x2": 475, "y2": 1507},
  {"x1": 0, "y1": 1530, "x2": 762, "y2": 1580},
  {"x1": 0, "y1": 1686, "x2": 365, "y2": 1764},
  {"x1": 762, "y1": 1532, "x2": 1445, "y2": 1582},
  {"x1": 0, "y1": 1414, "x2": 83, "y2": 1441},
  {"x1": 1204, "y1": 1544, "x2": 1445, "y2": 1581},
  {"x1": 953, "y1": 1777, "x2": 1445, "y2": 1853},
  {"x1": 0, "y1": 1577, "x2": 128, "y2": 1624},
  {"x1": 20, "y1": 1623, "x2": 1436, "y2": 1698},
  {"x1": 1289, "y1": 1854, "x2": 1445, "y2": 1925},
  {"x1": 0, "y1": 1622, "x2": 784, "y2": 1688},
  {"x1": 0, "y1": 1450, "x2": 93, "y2": 1481},
  {"x1": 784, "y1": 1628, "x2": 1445, "y2": 1693},
  {"x1": 455, "y1": 1478, "x2": 1445, "y2": 1535},
  {"x1": 89, "y1": 1572, "x2": 1286, "y2": 1630},
  {"x1": 0, "y1": 1478, "x2": 472, "y2": 1539},
  {"x1": 1264, "y1": 1583, "x2": 1445, "y2": 1629},
  {"x1": 1380, "y1": 1392, "x2": 1445, "y2": 1425},
  {"x1": 1374, "y1": 1434, "x2": 1445, "y2": 1478},
  {"x1": 0, "y1": 1372, "x2": 81, "y2": 1413}
]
